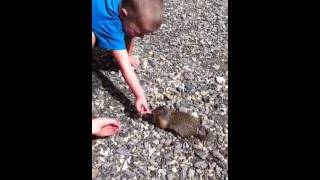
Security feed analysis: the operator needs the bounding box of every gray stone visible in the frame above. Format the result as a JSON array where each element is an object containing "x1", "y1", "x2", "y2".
[
  {"x1": 178, "y1": 106, "x2": 188, "y2": 113},
  {"x1": 195, "y1": 149, "x2": 208, "y2": 160},
  {"x1": 180, "y1": 167, "x2": 187, "y2": 180},
  {"x1": 216, "y1": 76, "x2": 226, "y2": 84},
  {"x1": 166, "y1": 172, "x2": 176, "y2": 180},
  {"x1": 165, "y1": 139, "x2": 173, "y2": 146},
  {"x1": 188, "y1": 168, "x2": 195, "y2": 178},
  {"x1": 153, "y1": 139, "x2": 160, "y2": 145},
  {"x1": 138, "y1": 166, "x2": 150, "y2": 176},
  {"x1": 202, "y1": 96, "x2": 210, "y2": 103},
  {"x1": 194, "y1": 160, "x2": 208, "y2": 169},
  {"x1": 116, "y1": 147, "x2": 131, "y2": 156},
  {"x1": 164, "y1": 151, "x2": 173, "y2": 159},
  {"x1": 124, "y1": 170, "x2": 135, "y2": 177}
]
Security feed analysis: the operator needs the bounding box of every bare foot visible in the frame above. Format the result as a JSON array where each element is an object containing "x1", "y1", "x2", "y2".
[{"x1": 92, "y1": 118, "x2": 121, "y2": 137}]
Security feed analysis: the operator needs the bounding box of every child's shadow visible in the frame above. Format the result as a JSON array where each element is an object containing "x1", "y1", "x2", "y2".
[
  {"x1": 92, "y1": 47, "x2": 119, "y2": 72},
  {"x1": 92, "y1": 47, "x2": 136, "y2": 117},
  {"x1": 94, "y1": 69, "x2": 137, "y2": 118},
  {"x1": 94, "y1": 70, "x2": 155, "y2": 125},
  {"x1": 92, "y1": 47, "x2": 154, "y2": 124}
]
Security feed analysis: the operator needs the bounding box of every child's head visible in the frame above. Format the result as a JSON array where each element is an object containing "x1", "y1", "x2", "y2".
[{"x1": 120, "y1": 0, "x2": 163, "y2": 38}]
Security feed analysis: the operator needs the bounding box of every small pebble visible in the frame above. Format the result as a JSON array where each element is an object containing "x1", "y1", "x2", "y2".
[
  {"x1": 153, "y1": 139, "x2": 160, "y2": 145},
  {"x1": 194, "y1": 160, "x2": 208, "y2": 169},
  {"x1": 188, "y1": 168, "x2": 195, "y2": 178},
  {"x1": 165, "y1": 139, "x2": 173, "y2": 146}
]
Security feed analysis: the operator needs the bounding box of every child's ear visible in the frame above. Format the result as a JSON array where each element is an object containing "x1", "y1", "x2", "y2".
[{"x1": 120, "y1": 8, "x2": 128, "y2": 19}]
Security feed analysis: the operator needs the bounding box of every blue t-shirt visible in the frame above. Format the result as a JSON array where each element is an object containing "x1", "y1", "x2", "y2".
[{"x1": 92, "y1": 0, "x2": 126, "y2": 50}]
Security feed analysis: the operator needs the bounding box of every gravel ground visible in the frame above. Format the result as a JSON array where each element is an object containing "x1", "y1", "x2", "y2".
[{"x1": 92, "y1": 0, "x2": 228, "y2": 179}]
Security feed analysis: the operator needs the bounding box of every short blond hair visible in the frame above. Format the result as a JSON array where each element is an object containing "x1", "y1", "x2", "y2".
[{"x1": 121, "y1": 0, "x2": 164, "y2": 30}]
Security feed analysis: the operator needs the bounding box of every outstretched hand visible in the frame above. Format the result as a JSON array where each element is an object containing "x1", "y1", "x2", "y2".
[{"x1": 135, "y1": 96, "x2": 151, "y2": 116}]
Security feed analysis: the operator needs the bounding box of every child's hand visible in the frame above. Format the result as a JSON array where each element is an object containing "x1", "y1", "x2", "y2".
[
  {"x1": 135, "y1": 96, "x2": 151, "y2": 116},
  {"x1": 92, "y1": 118, "x2": 121, "y2": 137},
  {"x1": 129, "y1": 56, "x2": 140, "y2": 69}
]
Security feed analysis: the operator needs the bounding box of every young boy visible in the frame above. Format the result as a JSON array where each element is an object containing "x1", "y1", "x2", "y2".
[{"x1": 92, "y1": 0, "x2": 163, "y2": 115}]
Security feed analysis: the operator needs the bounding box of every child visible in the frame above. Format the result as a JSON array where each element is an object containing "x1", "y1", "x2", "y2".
[{"x1": 92, "y1": 0, "x2": 163, "y2": 115}]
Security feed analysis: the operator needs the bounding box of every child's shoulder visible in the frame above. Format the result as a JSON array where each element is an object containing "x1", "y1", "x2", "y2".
[
  {"x1": 92, "y1": 0, "x2": 124, "y2": 31},
  {"x1": 93, "y1": 0, "x2": 121, "y2": 16}
]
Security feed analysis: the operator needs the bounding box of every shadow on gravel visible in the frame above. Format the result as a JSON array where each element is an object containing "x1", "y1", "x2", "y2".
[
  {"x1": 92, "y1": 47, "x2": 156, "y2": 124},
  {"x1": 92, "y1": 47, "x2": 136, "y2": 118},
  {"x1": 92, "y1": 47, "x2": 119, "y2": 72},
  {"x1": 94, "y1": 70, "x2": 137, "y2": 119}
]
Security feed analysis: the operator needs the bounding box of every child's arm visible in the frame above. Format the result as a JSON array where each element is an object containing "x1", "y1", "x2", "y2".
[{"x1": 112, "y1": 50, "x2": 150, "y2": 114}]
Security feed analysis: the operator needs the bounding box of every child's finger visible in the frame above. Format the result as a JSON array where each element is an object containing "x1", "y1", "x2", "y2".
[
  {"x1": 136, "y1": 106, "x2": 142, "y2": 113},
  {"x1": 96, "y1": 126, "x2": 118, "y2": 137},
  {"x1": 110, "y1": 120, "x2": 121, "y2": 126},
  {"x1": 139, "y1": 109, "x2": 149, "y2": 115},
  {"x1": 105, "y1": 119, "x2": 121, "y2": 127},
  {"x1": 143, "y1": 104, "x2": 150, "y2": 112}
]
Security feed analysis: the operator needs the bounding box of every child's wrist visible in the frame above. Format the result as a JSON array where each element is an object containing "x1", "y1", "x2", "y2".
[{"x1": 135, "y1": 93, "x2": 146, "y2": 99}]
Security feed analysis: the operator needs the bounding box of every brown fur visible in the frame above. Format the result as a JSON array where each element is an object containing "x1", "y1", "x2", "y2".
[{"x1": 152, "y1": 106, "x2": 210, "y2": 140}]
